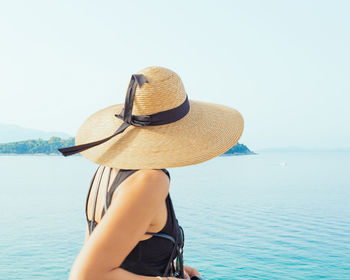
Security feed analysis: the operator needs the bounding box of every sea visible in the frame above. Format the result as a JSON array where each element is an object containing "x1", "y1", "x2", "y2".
[{"x1": 0, "y1": 151, "x2": 349, "y2": 280}]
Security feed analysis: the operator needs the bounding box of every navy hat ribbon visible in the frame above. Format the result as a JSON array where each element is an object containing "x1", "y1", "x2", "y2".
[{"x1": 58, "y1": 74, "x2": 190, "y2": 157}]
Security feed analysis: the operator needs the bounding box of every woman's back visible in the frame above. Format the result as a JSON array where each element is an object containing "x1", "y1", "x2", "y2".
[{"x1": 85, "y1": 166, "x2": 184, "y2": 277}]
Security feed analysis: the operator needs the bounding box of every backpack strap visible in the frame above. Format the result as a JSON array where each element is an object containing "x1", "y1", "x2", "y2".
[{"x1": 162, "y1": 225, "x2": 185, "y2": 278}]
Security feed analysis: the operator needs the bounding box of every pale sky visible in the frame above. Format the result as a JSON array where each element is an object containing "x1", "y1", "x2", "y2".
[{"x1": 0, "y1": 0, "x2": 349, "y2": 150}]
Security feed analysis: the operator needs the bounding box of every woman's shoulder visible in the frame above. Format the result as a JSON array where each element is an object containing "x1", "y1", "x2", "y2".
[
  {"x1": 120, "y1": 169, "x2": 170, "y2": 193},
  {"x1": 111, "y1": 168, "x2": 170, "y2": 184},
  {"x1": 88, "y1": 167, "x2": 170, "y2": 211},
  {"x1": 91, "y1": 167, "x2": 169, "y2": 184},
  {"x1": 135, "y1": 169, "x2": 170, "y2": 181},
  {"x1": 89, "y1": 167, "x2": 170, "y2": 196},
  {"x1": 91, "y1": 168, "x2": 170, "y2": 195},
  {"x1": 86, "y1": 167, "x2": 170, "y2": 227}
]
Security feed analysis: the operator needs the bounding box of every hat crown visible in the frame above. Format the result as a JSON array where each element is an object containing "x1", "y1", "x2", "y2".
[{"x1": 130, "y1": 66, "x2": 187, "y2": 115}]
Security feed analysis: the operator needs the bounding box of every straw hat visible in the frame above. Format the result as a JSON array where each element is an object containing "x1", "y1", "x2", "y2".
[{"x1": 58, "y1": 66, "x2": 244, "y2": 169}]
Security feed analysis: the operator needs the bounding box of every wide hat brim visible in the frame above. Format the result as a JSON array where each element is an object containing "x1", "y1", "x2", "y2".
[{"x1": 75, "y1": 98, "x2": 244, "y2": 169}]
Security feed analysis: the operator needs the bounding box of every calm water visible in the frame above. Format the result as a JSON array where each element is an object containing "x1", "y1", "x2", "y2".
[{"x1": 0, "y1": 152, "x2": 349, "y2": 280}]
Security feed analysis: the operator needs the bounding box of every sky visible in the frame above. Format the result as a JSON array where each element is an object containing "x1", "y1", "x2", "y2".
[{"x1": 0, "y1": 0, "x2": 349, "y2": 151}]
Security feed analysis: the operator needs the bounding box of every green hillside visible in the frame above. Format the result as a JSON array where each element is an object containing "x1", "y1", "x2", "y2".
[
  {"x1": 0, "y1": 137, "x2": 255, "y2": 156},
  {"x1": 0, "y1": 137, "x2": 74, "y2": 155}
]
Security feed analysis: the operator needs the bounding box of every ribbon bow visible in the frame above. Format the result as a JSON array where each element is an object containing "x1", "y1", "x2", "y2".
[
  {"x1": 58, "y1": 73, "x2": 190, "y2": 157},
  {"x1": 58, "y1": 74, "x2": 148, "y2": 156}
]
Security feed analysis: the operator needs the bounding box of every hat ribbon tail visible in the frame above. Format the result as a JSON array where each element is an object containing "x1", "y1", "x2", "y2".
[
  {"x1": 57, "y1": 121, "x2": 131, "y2": 156},
  {"x1": 58, "y1": 74, "x2": 148, "y2": 157}
]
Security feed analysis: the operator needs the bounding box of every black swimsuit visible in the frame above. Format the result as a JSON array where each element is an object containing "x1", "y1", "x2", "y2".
[{"x1": 85, "y1": 167, "x2": 184, "y2": 277}]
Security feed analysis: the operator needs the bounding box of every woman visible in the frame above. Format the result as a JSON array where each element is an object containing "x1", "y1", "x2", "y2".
[{"x1": 58, "y1": 66, "x2": 244, "y2": 280}]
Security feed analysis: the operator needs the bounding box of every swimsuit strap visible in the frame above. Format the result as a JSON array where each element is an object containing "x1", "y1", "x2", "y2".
[
  {"x1": 103, "y1": 169, "x2": 140, "y2": 214},
  {"x1": 86, "y1": 166, "x2": 109, "y2": 235},
  {"x1": 103, "y1": 167, "x2": 113, "y2": 214}
]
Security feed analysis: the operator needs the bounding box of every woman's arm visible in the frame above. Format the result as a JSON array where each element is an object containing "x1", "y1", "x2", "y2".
[{"x1": 69, "y1": 169, "x2": 174, "y2": 280}]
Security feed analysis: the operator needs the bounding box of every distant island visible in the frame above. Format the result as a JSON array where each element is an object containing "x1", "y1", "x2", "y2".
[
  {"x1": 0, "y1": 136, "x2": 74, "y2": 155},
  {"x1": 222, "y1": 142, "x2": 256, "y2": 156},
  {"x1": 0, "y1": 136, "x2": 255, "y2": 156}
]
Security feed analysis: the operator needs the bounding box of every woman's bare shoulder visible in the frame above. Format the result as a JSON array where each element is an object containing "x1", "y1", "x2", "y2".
[
  {"x1": 136, "y1": 169, "x2": 170, "y2": 182},
  {"x1": 116, "y1": 168, "x2": 170, "y2": 196},
  {"x1": 92, "y1": 166, "x2": 169, "y2": 184}
]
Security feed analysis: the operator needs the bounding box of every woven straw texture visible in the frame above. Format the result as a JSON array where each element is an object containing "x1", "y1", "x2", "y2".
[{"x1": 75, "y1": 66, "x2": 244, "y2": 169}]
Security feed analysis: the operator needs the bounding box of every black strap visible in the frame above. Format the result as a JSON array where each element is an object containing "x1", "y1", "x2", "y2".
[
  {"x1": 86, "y1": 166, "x2": 106, "y2": 234},
  {"x1": 103, "y1": 167, "x2": 112, "y2": 214},
  {"x1": 163, "y1": 234, "x2": 180, "y2": 277},
  {"x1": 144, "y1": 232, "x2": 176, "y2": 244},
  {"x1": 58, "y1": 73, "x2": 190, "y2": 157},
  {"x1": 103, "y1": 169, "x2": 139, "y2": 215},
  {"x1": 85, "y1": 167, "x2": 99, "y2": 226}
]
